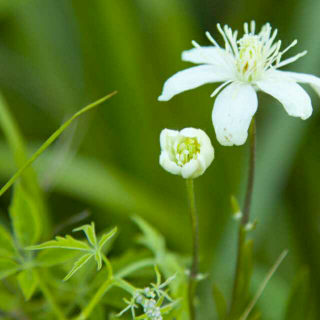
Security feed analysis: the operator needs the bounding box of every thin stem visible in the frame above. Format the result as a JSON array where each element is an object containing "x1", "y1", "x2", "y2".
[
  {"x1": 239, "y1": 250, "x2": 288, "y2": 320},
  {"x1": 242, "y1": 119, "x2": 257, "y2": 226},
  {"x1": 229, "y1": 119, "x2": 257, "y2": 318},
  {"x1": 75, "y1": 278, "x2": 114, "y2": 320},
  {"x1": 35, "y1": 270, "x2": 67, "y2": 320},
  {"x1": 75, "y1": 255, "x2": 114, "y2": 320},
  {"x1": 186, "y1": 179, "x2": 199, "y2": 320}
]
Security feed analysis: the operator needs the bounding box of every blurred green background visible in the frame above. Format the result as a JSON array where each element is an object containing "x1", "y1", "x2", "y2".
[{"x1": 0, "y1": 0, "x2": 319, "y2": 319}]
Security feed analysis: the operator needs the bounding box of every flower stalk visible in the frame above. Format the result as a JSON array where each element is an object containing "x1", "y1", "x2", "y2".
[
  {"x1": 229, "y1": 119, "x2": 257, "y2": 319},
  {"x1": 186, "y1": 179, "x2": 199, "y2": 320}
]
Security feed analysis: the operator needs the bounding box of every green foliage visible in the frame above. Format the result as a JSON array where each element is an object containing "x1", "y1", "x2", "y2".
[
  {"x1": 285, "y1": 267, "x2": 311, "y2": 320},
  {"x1": 9, "y1": 183, "x2": 42, "y2": 247},
  {"x1": 27, "y1": 223, "x2": 117, "y2": 280},
  {"x1": 212, "y1": 285, "x2": 228, "y2": 320},
  {"x1": 17, "y1": 269, "x2": 39, "y2": 300},
  {"x1": 0, "y1": 223, "x2": 16, "y2": 259},
  {"x1": 0, "y1": 257, "x2": 20, "y2": 280}
]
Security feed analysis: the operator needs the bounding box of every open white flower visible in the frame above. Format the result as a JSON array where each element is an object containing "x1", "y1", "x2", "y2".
[
  {"x1": 158, "y1": 21, "x2": 320, "y2": 146},
  {"x1": 160, "y1": 128, "x2": 214, "y2": 179}
]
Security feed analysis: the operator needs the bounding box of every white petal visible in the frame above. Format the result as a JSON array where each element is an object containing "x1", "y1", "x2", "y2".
[
  {"x1": 158, "y1": 65, "x2": 230, "y2": 101},
  {"x1": 212, "y1": 82, "x2": 258, "y2": 146},
  {"x1": 275, "y1": 70, "x2": 320, "y2": 97},
  {"x1": 181, "y1": 159, "x2": 202, "y2": 179},
  {"x1": 257, "y1": 75, "x2": 312, "y2": 120},
  {"x1": 182, "y1": 47, "x2": 223, "y2": 64},
  {"x1": 179, "y1": 127, "x2": 199, "y2": 138},
  {"x1": 180, "y1": 128, "x2": 214, "y2": 167},
  {"x1": 182, "y1": 47, "x2": 234, "y2": 73},
  {"x1": 159, "y1": 152, "x2": 181, "y2": 176},
  {"x1": 160, "y1": 129, "x2": 179, "y2": 150}
]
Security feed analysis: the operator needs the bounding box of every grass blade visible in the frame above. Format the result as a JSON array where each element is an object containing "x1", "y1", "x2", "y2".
[
  {"x1": 0, "y1": 91, "x2": 117, "y2": 197},
  {"x1": 240, "y1": 250, "x2": 288, "y2": 320}
]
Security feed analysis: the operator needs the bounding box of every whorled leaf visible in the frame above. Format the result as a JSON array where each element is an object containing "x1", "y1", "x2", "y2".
[
  {"x1": 27, "y1": 235, "x2": 91, "y2": 252},
  {"x1": 74, "y1": 222, "x2": 97, "y2": 247},
  {"x1": 98, "y1": 227, "x2": 118, "y2": 251},
  {"x1": 0, "y1": 257, "x2": 20, "y2": 280},
  {"x1": 0, "y1": 223, "x2": 16, "y2": 259},
  {"x1": 9, "y1": 183, "x2": 42, "y2": 248},
  {"x1": 63, "y1": 253, "x2": 93, "y2": 281},
  {"x1": 36, "y1": 248, "x2": 80, "y2": 267},
  {"x1": 17, "y1": 269, "x2": 39, "y2": 301}
]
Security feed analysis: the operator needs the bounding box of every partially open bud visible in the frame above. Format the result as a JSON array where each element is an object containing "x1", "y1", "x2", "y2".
[{"x1": 159, "y1": 128, "x2": 214, "y2": 179}]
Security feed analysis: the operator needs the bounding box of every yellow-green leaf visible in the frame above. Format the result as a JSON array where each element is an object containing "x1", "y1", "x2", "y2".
[
  {"x1": 27, "y1": 235, "x2": 91, "y2": 252},
  {"x1": 17, "y1": 269, "x2": 39, "y2": 301},
  {"x1": 9, "y1": 183, "x2": 41, "y2": 247},
  {"x1": 0, "y1": 223, "x2": 16, "y2": 258},
  {"x1": 0, "y1": 257, "x2": 20, "y2": 280},
  {"x1": 64, "y1": 253, "x2": 93, "y2": 281}
]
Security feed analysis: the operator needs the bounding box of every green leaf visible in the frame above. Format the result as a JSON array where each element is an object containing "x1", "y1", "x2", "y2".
[
  {"x1": 98, "y1": 227, "x2": 118, "y2": 250},
  {"x1": 95, "y1": 251, "x2": 102, "y2": 270},
  {"x1": 36, "y1": 248, "x2": 81, "y2": 267},
  {"x1": 0, "y1": 92, "x2": 48, "y2": 238},
  {"x1": 64, "y1": 253, "x2": 93, "y2": 281},
  {"x1": 0, "y1": 223, "x2": 16, "y2": 258},
  {"x1": 27, "y1": 235, "x2": 91, "y2": 252},
  {"x1": 17, "y1": 269, "x2": 39, "y2": 301},
  {"x1": 160, "y1": 299, "x2": 180, "y2": 314},
  {"x1": 0, "y1": 257, "x2": 20, "y2": 280},
  {"x1": 285, "y1": 267, "x2": 311, "y2": 320},
  {"x1": 9, "y1": 183, "x2": 42, "y2": 247},
  {"x1": 0, "y1": 284, "x2": 18, "y2": 312},
  {"x1": 213, "y1": 284, "x2": 227, "y2": 320},
  {"x1": 133, "y1": 215, "x2": 165, "y2": 258},
  {"x1": 0, "y1": 91, "x2": 117, "y2": 197},
  {"x1": 74, "y1": 222, "x2": 97, "y2": 247}
]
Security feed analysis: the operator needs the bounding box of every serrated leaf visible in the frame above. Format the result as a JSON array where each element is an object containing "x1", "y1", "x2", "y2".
[
  {"x1": 74, "y1": 222, "x2": 97, "y2": 247},
  {"x1": 0, "y1": 223, "x2": 16, "y2": 258},
  {"x1": 213, "y1": 285, "x2": 227, "y2": 320},
  {"x1": 27, "y1": 235, "x2": 91, "y2": 252},
  {"x1": 36, "y1": 248, "x2": 80, "y2": 267},
  {"x1": 17, "y1": 269, "x2": 39, "y2": 301},
  {"x1": 95, "y1": 251, "x2": 102, "y2": 270},
  {"x1": 63, "y1": 253, "x2": 93, "y2": 281},
  {"x1": 9, "y1": 183, "x2": 41, "y2": 247},
  {"x1": 98, "y1": 227, "x2": 117, "y2": 251},
  {"x1": 133, "y1": 216, "x2": 165, "y2": 257},
  {"x1": 285, "y1": 267, "x2": 311, "y2": 320},
  {"x1": 0, "y1": 257, "x2": 20, "y2": 279}
]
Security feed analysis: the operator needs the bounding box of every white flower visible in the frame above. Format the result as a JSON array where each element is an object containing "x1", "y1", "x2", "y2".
[
  {"x1": 160, "y1": 128, "x2": 214, "y2": 179},
  {"x1": 158, "y1": 21, "x2": 320, "y2": 146}
]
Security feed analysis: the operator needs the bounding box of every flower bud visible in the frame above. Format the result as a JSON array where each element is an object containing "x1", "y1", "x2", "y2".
[{"x1": 159, "y1": 128, "x2": 214, "y2": 179}]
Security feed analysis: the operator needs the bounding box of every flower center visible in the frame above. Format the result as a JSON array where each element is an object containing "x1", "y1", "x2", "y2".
[
  {"x1": 237, "y1": 35, "x2": 264, "y2": 81},
  {"x1": 174, "y1": 137, "x2": 200, "y2": 167}
]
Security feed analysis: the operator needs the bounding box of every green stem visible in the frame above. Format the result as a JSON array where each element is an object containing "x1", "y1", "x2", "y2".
[
  {"x1": 75, "y1": 255, "x2": 114, "y2": 320},
  {"x1": 75, "y1": 278, "x2": 114, "y2": 320},
  {"x1": 35, "y1": 270, "x2": 67, "y2": 320},
  {"x1": 186, "y1": 179, "x2": 199, "y2": 320},
  {"x1": 229, "y1": 119, "x2": 257, "y2": 318},
  {"x1": 115, "y1": 258, "x2": 155, "y2": 278}
]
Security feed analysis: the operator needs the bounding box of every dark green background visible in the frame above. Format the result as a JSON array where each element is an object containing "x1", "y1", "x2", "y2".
[{"x1": 0, "y1": 0, "x2": 319, "y2": 319}]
